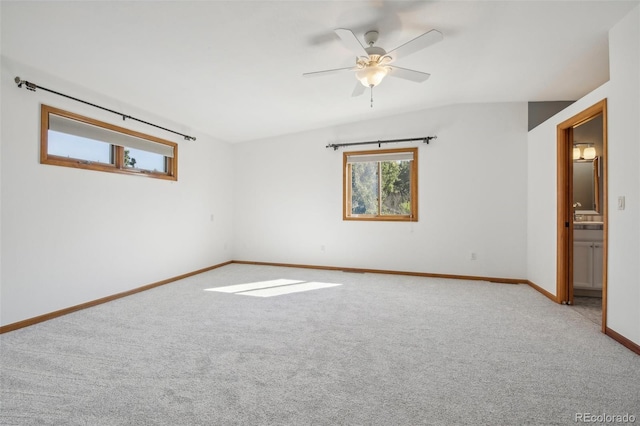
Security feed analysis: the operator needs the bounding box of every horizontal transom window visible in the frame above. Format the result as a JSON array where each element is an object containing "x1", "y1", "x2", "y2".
[
  {"x1": 41, "y1": 104, "x2": 178, "y2": 180},
  {"x1": 343, "y1": 147, "x2": 418, "y2": 221}
]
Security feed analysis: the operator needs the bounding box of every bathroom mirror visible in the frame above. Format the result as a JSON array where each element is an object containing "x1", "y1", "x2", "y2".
[{"x1": 573, "y1": 157, "x2": 600, "y2": 214}]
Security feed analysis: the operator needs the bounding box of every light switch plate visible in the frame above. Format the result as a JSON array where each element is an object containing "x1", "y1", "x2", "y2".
[{"x1": 618, "y1": 196, "x2": 625, "y2": 210}]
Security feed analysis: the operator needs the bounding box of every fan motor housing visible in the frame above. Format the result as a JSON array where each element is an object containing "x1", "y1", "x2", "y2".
[
  {"x1": 365, "y1": 46, "x2": 386, "y2": 57},
  {"x1": 364, "y1": 30, "x2": 379, "y2": 46}
]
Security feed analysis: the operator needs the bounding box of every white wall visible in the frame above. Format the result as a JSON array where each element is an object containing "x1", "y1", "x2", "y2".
[
  {"x1": 607, "y1": 5, "x2": 640, "y2": 343},
  {"x1": 232, "y1": 102, "x2": 528, "y2": 279},
  {"x1": 0, "y1": 4, "x2": 4, "y2": 320},
  {"x1": 527, "y1": 83, "x2": 609, "y2": 296},
  {"x1": 527, "y1": 5, "x2": 639, "y2": 345},
  {"x1": 0, "y1": 57, "x2": 234, "y2": 326}
]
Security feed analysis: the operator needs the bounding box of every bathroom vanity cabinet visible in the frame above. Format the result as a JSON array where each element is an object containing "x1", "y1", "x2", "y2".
[{"x1": 573, "y1": 227, "x2": 603, "y2": 290}]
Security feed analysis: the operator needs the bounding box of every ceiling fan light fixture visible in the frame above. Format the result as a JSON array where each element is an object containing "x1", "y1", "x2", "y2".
[
  {"x1": 356, "y1": 65, "x2": 389, "y2": 87},
  {"x1": 304, "y1": 27, "x2": 443, "y2": 105}
]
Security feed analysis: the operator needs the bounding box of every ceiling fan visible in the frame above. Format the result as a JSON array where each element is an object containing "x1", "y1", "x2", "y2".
[{"x1": 304, "y1": 28, "x2": 443, "y2": 106}]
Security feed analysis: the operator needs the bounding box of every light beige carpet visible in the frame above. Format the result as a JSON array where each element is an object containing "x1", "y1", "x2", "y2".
[{"x1": 1, "y1": 264, "x2": 638, "y2": 425}]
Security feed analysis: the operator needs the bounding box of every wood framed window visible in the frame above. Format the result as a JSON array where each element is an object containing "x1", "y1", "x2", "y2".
[
  {"x1": 343, "y1": 147, "x2": 418, "y2": 221},
  {"x1": 41, "y1": 104, "x2": 178, "y2": 181}
]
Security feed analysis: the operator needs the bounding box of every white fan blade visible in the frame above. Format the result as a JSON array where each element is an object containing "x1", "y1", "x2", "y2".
[
  {"x1": 351, "y1": 82, "x2": 366, "y2": 97},
  {"x1": 386, "y1": 29, "x2": 443, "y2": 60},
  {"x1": 303, "y1": 66, "x2": 355, "y2": 78},
  {"x1": 388, "y1": 66, "x2": 431, "y2": 83},
  {"x1": 334, "y1": 28, "x2": 369, "y2": 57}
]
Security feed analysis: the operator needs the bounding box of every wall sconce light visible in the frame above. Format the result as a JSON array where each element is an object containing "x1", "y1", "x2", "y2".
[
  {"x1": 573, "y1": 143, "x2": 597, "y2": 160},
  {"x1": 573, "y1": 147, "x2": 581, "y2": 160},
  {"x1": 583, "y1": 146, "x2": 596, "y2": 160}
]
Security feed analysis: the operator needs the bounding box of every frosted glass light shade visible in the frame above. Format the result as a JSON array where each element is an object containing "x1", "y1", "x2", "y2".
[
  {"x1": 573, "y1": 147, "x2": 581, "y2": 160},
  {"x1": 356, "y1": 66, "x2": 389, "y2": 87},
  {"x1": 583, "y1": 147, "x2": 596, "y2": 160}
]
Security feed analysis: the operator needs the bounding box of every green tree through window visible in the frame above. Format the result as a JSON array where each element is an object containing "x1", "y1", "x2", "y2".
[
  {"x1": 344, "y1": 148, "x2": 418, "y2": 221},
  {"x1": 124, "y1": 149, "x2": 137, "y2": 168},
  {"x1": 381, "y1": 160, "x2": 411, "y2": 215},
  {"x1": 351, "y1": 162, "x2": 378, "y2": 214}
]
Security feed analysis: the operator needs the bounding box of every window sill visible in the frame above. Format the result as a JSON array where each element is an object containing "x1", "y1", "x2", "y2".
[{"x1": 344, "y1": 215, "x2": 417, "y2": 222}]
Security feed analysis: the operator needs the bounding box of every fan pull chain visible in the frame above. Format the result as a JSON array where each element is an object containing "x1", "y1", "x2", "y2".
[{"x1": 370, "y1": 85, "x2": 374, "y2": 108}]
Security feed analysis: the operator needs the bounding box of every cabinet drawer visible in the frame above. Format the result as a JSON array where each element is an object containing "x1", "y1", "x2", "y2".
[{"x1": 574, "y1": 229, "x2": 603, "y2": 242}]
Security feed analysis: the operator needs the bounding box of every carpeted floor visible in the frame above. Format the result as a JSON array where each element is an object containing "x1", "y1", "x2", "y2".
[{"x1": 1, "y1": 264, "x2": 639, "y2": 425}]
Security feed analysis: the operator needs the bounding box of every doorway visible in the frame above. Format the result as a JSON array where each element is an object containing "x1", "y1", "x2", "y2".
[{"x1": 556, "y1": 99, "x2": 607, "y2": 332}]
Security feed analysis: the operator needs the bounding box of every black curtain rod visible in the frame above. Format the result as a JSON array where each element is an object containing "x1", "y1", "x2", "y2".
[
  {"x1": 326, "y1": 136, "x2": 436, "y2": 151},
  {"x1": 14, "y1": 76, "x2": 196, "y2": 141}
]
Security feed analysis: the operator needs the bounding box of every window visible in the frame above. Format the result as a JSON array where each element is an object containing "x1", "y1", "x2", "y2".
[
  {"x1": 343, "y1": 147, "x2": 418, "y2": 221},
  {"x1": 41, "y1": 104, "x2": 177, "y2": 180}
]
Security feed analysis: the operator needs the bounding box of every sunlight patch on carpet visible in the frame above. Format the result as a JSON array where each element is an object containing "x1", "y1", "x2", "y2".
[{"x1": 205, "y1": 279, "x2": 341, "y2": 297}]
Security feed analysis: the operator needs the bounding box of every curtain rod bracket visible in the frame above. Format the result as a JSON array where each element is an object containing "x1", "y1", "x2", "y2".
[
  {"x1": 15, "y1": 77, "x2": 36, "y2": 91},
  {"x1": 424, "y1": 136, "x2": 437, "y2": 144}
]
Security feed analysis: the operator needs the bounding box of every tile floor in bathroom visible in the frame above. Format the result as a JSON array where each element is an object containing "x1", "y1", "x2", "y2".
[{"x1": 570, "y1": 296, "x2": 602, "y2": 326}]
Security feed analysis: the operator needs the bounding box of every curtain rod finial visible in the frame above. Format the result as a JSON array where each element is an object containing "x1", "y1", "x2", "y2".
[{"x1": 14, "y1": 76, "x2": 23, "y2": 87}]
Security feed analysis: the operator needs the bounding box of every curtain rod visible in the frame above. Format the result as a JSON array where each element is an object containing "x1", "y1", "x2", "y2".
[
  {"x1": 326, "y1": 136, "x2": 436, "y2": 150},
  {"x1": 14, "y1": 76, "x2": 196, "y2": 141}
]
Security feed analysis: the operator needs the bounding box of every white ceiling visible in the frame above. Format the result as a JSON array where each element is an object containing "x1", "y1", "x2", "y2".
[{"x1": 2, "y1": 1, "x2": 638, "y2": 143}]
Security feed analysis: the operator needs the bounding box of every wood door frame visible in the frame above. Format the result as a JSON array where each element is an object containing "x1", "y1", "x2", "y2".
[{"x1": 556, "y1": 99, "x2": 608, "y2": 332}]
